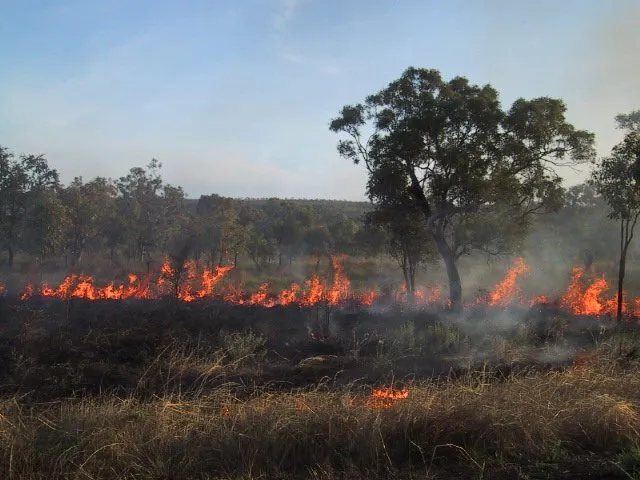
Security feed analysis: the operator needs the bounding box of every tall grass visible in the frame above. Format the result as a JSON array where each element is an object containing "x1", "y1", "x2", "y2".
[{"x1": 2, "y1": 357, "x2": 640, "y2": 479}]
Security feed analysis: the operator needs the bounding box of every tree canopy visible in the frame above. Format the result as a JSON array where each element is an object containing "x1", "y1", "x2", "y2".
[{"x1": 330, "y1": 67, "x2": 595, "y2": 307}]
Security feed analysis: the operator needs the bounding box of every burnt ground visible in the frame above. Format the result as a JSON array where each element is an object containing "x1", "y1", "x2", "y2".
[
  {"x1": 0, "y1": 294, "x2": 622, "y2": 401},
  {"x1": 1, "y1": 296, "x2": 640, "y2": 479}
]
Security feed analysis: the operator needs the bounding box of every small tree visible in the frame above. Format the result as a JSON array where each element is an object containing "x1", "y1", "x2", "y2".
[
  {"x1": 0, "y1": 147, "x2": 60, "y2": 267},
  {"x1": 21, "y1": 189, "x2": 70, "y2": 262},
  {"x1": 365, "y1": 200, "x2": 436, "y2": 298},
  {"x1": 115, "y1": 159, "x2": 164, "y2": 262},
  {"x1": 590, "y1": 112, "x2": 640, "y2": 321},
  {"x1": 61, "y1": 176, "x2": 117, "y2": 266}
]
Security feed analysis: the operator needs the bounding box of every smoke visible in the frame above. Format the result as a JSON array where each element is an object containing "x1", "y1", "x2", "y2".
[{"x1": 564, "y1": 1, "x2": 640, "y2": 159}]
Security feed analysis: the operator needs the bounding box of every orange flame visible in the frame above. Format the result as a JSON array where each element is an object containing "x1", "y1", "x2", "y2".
[
  {"x1": 366, "y1": 388, "x2": 410, "y2": 409},
  {"x1": 326, "y1": 255, "x2": 351, "y2": 305},
  {"x1": 299, "y1": 275, "x2": 324, "y2": 306},
  {"x1": 4, "y1": 255, "x2": 640, "y2": 317},
  {"x1": 488, "y1": 257, "x2": 529, "y2": 307},
  {"x1": 559, "y1": 267, "x2": 625, "y2": 316},
  {"x1": 530, "y1": 295, "x2": 550, "y2": 306},
  {"x1": 20, "y1": 283, "x2": 34, "y2": 300},
  {"x1": 372, "y1": 388, "x2": 410, "y2": 399}
]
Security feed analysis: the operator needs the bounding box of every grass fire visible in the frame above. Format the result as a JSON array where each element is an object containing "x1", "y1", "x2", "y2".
[
  {"x1": 3, "y1": 8, "x2": 640, "y2": 477},
  {"x1": 4, "y1": 256, "x2": 640, "y2": 319}
]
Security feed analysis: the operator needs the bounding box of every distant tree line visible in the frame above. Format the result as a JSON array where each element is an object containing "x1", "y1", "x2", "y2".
[
  {"x1": 0, "y1": 149, "x2": 411, "y2": 276},
  {"x1": 0, "y1": 142, "x2": 633, "y2": 293}
]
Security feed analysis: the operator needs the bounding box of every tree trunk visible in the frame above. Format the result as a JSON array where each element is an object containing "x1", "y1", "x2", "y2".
[
  {"x1": 408, "y1": 257, "x2": 416, "y2": 297},
  {"x1": 234, "y1": 250, "x2": 239, "y2": 266},
  {"x1": 434, "y1": 233, "x2": 462, "y2": 311},
  {"x1": 617, "y1": 218, "x2": 627, "y2": 322},
  {"x1": 401, "y1": 262, "x2": 410, "y2": 294},
  {"x1": 7, "y1": 245, "x2": 14, "y2": 269},
  {"x1": 400, "y1": 252, "x2": 416, "y2": 304}
]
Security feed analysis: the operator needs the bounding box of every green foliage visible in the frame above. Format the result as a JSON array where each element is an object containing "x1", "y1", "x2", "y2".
[
  {"x1": 591, "y1": 131, "x2": 640, "y2": 223},
  {"x1": 61, "y1": 176, "x2": 117, "y2": 265},
  {"x1": 366, "y1": 201, "x2": 436, "y2": 293},
  {"x1": 21, "y1": 189, "x2": 70, "y2": 259},
  {"x1": 0, "y1": 146, "x2": 61, "y2": 265},
  {"x1": 616, "y1": 109, "x2": 640, "y2": 132},
  {"x1": 193, "y1": 194, "x2": 243, "y2": 266}
]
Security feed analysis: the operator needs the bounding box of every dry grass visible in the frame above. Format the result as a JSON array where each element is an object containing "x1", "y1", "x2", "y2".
[
  {"x1": 2, "y1": 298, "x2": 640, "y2": 478},
  {"x1": 2, "y1": 358, "x2": 640, "y2": 479}
]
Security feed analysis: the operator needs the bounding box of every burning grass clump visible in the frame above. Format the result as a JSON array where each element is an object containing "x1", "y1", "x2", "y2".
[{"x1": 2, "y1": 367, "x2": 640, "y2": 479}]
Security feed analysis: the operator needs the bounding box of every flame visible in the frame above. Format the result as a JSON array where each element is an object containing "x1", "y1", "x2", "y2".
[
  {"x1": 277, "y1": 283, "x2": 300, "y2": 306},
  {"x1": 530, "y1": 295, "x2": 550, "y2": 306},
  {"x1": 299, "y1": 275, "x2": 324, "y2": 306},
  {"x1": 326, "y1": 255, "x2": 351, "y2": 305},
  {"x1": 366, "y1": 387, "x2": 410, "y2": 409},
  {"x1": 0, "y1": 283, "x2": 5, "y2": 296},
  {"x1": 3, "y1": 255, "x2": 640, "y2": 317},
  {"x1": 488, "y1": 257, "x2": 529, "y2": 307},
  {"x1": 559, "y1": 267, "x2": 625, "y2": 316},
  {"x1": 359, "y1": 289, "x2": 378, "y2": 306},
  {"x1": 426, "y1": 286, "x2": 442, "y2": 304},
  {"x1": 20, "y1": 283, "x2": 34, "y2": 300},
  {"x1": 372, "y1": 388, "x2": 410, "y2": 399},
  {"x1": 248, "y1": 283, "x2": 276, "y2": 307}
]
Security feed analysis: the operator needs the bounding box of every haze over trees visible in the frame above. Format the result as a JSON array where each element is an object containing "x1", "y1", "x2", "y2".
[
  {"x1": 1, "y1": 68, "x2": 639, "y2": 319},
  {"x1": 330, "y1": 67, "x2": 595, "y2": 309}
]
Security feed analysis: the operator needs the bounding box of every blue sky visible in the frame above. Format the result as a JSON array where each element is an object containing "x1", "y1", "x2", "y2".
[{"x1": 1, "y1": 0, "x2": 639, "y2": 200}]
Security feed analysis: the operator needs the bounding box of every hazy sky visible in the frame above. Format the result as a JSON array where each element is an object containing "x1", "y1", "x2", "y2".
[{"x1": 1, "y1": 0, "x2": 639, "y2": 200}]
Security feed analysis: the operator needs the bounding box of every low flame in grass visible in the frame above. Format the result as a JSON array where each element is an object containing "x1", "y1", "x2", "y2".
[
  {"x1": 20, "y1": 283, "x2": 34, "y2": 300},
  {"x1": 248, "y1": 283, "x2": 276, "y2": 308},
  {"x1": 299, "y1": 275, "x2": 324, "y2": 306},
  {"x1": 372, "y1": 388, "x2": 410, "y2": 399},
  {"x1": 530, "y1": 295, "x2": 550, "y2": 306},
  {"x1": 366, "y1": 388, "x2": 410, "y2": 409},
  {"x1": 6, "y1": 254, "x2": 640, "y2": 317},
  {"x1": 14, "y1": 255, "x2": 378, "y2": 307},
  {"x1": 396, "y1": 285, "x2": 443, "y2": 305},
  {"x1": 360, "y1": 289, "x2": 378, "y2": 306}
]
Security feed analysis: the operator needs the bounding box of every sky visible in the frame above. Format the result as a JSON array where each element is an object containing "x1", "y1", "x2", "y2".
[{"x1": 1, "y1": 0, "x2": 639, "y2": 200}]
